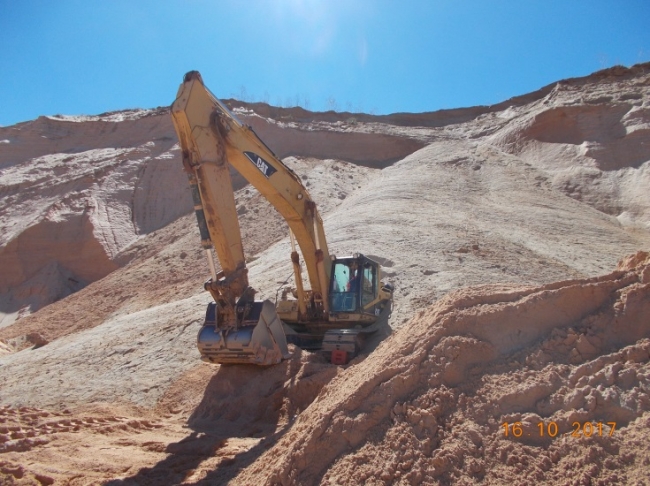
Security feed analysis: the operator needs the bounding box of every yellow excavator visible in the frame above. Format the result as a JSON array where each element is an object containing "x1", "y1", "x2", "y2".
[{"x1": 170, "y1": 71, "x2": 393, "y2": 365}]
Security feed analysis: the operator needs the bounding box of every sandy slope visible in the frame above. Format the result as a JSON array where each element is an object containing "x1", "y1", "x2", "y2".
[
  {"x1": 237, "y1": 252, "x2": 650, "y2": 485},
  {"x1": 0, "y1": 63, "x2": 649, "y2": 484}
]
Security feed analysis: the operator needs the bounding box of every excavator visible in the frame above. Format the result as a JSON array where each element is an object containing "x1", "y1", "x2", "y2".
[{"x1": 170, "y1": 71, "x2": 393, "y2": 366}]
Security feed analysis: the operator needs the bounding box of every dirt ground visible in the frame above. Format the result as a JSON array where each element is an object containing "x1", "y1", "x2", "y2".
[{"x1": 0, "y1": 63, "x2": 649, "y2": 484}]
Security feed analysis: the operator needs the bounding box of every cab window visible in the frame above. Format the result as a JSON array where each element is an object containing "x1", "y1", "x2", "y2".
[
  {"x1": 362, "y1": 263, "x2": 376, "y2": 308},
  {"x1": 330, "y1": 261, "x2": 359, "y2": 312}
]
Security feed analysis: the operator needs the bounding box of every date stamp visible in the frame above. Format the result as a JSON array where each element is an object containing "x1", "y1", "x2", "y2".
[{"x1": 502, "y1": 421, "x2": 617, "y2": 438}]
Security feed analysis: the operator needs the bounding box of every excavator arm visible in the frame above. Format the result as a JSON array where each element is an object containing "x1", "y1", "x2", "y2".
[
  {"x1": 171, "y1": 71, "x2": 335, "y2": 363},
  {"x1": 171, "y1": 71, "x2": 333, "y2": 311}
]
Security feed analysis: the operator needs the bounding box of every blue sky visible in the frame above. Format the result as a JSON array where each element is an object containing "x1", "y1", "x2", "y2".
[{"x1": 1, "y1": 0, "x2": 649, "y2": 126}]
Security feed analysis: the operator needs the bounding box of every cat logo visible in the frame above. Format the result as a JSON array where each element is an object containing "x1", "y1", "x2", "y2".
[{"x1": 244, "y1": 151, "x2": 277, "y2": 178}]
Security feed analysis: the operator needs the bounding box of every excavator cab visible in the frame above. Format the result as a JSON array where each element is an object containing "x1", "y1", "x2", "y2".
[
  {"x1": 323, "y1": 254, "x2": 392, "y2": 364},
  {"x1": 329, "y1": 255, "x2": 380, "y2": 315}
]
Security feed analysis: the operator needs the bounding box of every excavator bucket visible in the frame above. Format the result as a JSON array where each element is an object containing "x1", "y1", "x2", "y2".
[{"x1": 197, "y1": 300, "x2": 290, "y2": 365}]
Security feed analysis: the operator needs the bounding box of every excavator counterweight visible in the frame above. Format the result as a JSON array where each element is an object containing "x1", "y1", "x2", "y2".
[{"x1": 170, "y1": 71, "x2": 393, "y2": 365}]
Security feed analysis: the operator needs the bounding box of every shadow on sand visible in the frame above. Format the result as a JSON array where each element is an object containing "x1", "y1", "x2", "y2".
[
  {"x1": 106, "y1": 353, "x2": 306, "y2": 485},
  {"x1": 106, "y1": 321, "x2": 391, "y2": 485}
]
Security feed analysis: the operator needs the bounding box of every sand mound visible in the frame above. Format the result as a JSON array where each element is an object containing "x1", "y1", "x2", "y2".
[
  {"x1": 237, "y1": 252, "x2": 650, "y2": 485},
  {"x1": 498, "y1": 101, "x2": 648, "y2": 171}
]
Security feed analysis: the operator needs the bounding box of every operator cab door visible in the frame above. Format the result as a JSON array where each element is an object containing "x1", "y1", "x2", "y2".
[{"x1": 329, "y1": 256, "x2": 379, "y2": 314}]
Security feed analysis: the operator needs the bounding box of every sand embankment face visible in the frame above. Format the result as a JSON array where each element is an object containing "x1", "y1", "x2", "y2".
[
  {"x1": 0, "y1": 107, "x2": 424, "y2": 328},
  {"x1": 0, "y1": 110, "x2": 188, "y2": 328}
]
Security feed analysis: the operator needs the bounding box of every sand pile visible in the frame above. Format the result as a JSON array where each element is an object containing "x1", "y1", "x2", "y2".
[
  {"x1": 0, "y1": 348, "x2": 337, "y2": 486},
  {"x1": 237, "y1": 252, "x2": 650, "y2": 485}
]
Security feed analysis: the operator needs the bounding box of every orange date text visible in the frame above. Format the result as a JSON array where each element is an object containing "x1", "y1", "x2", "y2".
[{"x1": 501, "y1": 421, "x2": 616, "y2": 438}]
